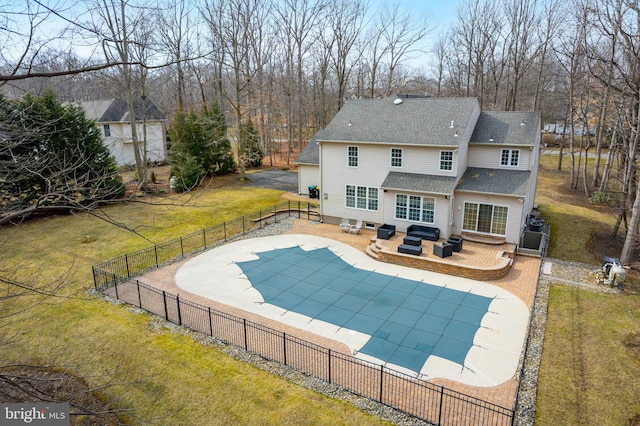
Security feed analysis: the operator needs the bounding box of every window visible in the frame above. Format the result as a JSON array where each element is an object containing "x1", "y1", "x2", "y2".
[
  {"x1": 500, "y1": 149, "x2": 520, "y2": 167},
  {"x1": 390, "y1": 148, "x2": 403, "y2": 167},
  {"x1": 440, "y1": 150, "x2": 454, "y2": 171},
  {"x1": 348, "y1": 146, "x2": 358, "y2": 167},
  {"x1": 395, "y1": 194, "x2": 435, "y2": 223},
  {"x1": 462, "y1": 202, "x2": 508, "y2": 235},
  {"x1": 346, "y1": 185, "x2": 378, "y2": 211},
  {"x1": 103, "y1": 124, "x2": 111, "y2": 137}
]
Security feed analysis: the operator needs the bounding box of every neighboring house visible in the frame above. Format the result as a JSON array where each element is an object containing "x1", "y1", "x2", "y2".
[
  {"x1": 80, "y1": 98, "x2": 168, "y2": 166},
  {"x1": 294, "y1": 97, "x2": 541, "y2": 245}
]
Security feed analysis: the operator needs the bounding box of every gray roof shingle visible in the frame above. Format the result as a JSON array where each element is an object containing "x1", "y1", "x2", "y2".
[
  {"x1": 471, "y1": 111, "x2": 540, "y2": 145},
  {"x1": 455, "y1": 167, "x2": 531, "y2": 197},
  {"x1": 381, "y1": 172, "x2": 458, "y2": 194},
  {"x1": 294, "y1": 131, "x2": 322, "y2": 165},
  {"x1": 318, "y1": 97, "x2": 480, "y2": 146},
  {"x1": 80, "y1": 98, "x2": 166, "y2": 123}
]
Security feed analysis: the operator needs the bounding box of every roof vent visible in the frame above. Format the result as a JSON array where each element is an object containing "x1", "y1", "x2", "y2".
[{"x1": 393, "y1": 98, "x2": 403, "y2": 105}]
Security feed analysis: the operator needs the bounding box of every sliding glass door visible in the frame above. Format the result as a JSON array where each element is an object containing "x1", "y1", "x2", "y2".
[{"x1": 463, "y1": 202, "x2": 508, "y2": 235}]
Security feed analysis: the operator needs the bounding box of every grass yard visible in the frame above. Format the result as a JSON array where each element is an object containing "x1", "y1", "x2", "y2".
[
  {"x1": 535, "y1": 153, "x2": 640, "y2": 425},
  {"x1": 4, "y1": 156, "x2": 640, "y2": 425},
  {"x1": 0, "y1": 170, "x2": 389, "y2": 425}
]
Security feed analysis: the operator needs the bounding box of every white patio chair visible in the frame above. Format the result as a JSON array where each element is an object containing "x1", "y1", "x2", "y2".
[
  {"x1": 339, "y1": 218, "x2": 351, "y2": 232},
  {"x1": 349, "y1": 219, "x2": 362, "y2": 234}
]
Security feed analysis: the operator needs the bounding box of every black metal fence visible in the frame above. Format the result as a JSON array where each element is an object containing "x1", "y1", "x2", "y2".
[
  {"x1": 92, "y1": 201, "x2": 515, "y2": 425},
  {"x1": 93, "y1": 201, "x2": 319, "y2": 287},
  {"x1": 101, "y1": 278, "x2": 514, "y2": 425}
]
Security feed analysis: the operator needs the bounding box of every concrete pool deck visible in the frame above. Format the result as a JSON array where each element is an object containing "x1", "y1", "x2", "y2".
[
  {"x1": 138, "y1": 218, "x2": 542, "y2": 409},
  {"x1": 175, "y1": 234, "x2": 530, "y2": 388}
]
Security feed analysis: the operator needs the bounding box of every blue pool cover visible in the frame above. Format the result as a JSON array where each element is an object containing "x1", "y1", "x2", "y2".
[{"x1": 236, "y1": 246, "x2": 493, "y2": 373}]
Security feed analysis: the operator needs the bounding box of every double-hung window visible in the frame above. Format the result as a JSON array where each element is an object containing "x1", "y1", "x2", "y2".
[
  {"x1": 346, "y1": 185, "x2": 378, "y2": 211},
  {"x1": 348, "y1": 146, "x2": 358, "y2": 167},
  {"x1": 390, "y1": 148, "x2": 402, "y2": 167},
  {"x1": 395, "y1": 194, "x2": 435, "y2": 223},
  {"x1": 440, "y1": 150, "x2": 454, "y2": 171},
  {"x1": 103, "y1": 124, "x2": 111, "y2": 137},
  {"x1": 500, "y1": 149, "x2": 520, "y2": 167}
]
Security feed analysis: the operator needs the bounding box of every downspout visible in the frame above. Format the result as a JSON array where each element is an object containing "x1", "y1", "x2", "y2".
[{"x1": 319, "y1": 142, "x2": 324, "y2": 222}]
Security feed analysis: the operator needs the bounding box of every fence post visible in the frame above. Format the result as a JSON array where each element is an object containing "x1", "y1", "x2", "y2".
[
  {"x1": 328, "y1": 349, "x2": 332, "y2": 384},
  {"x1": 208, "y1": 307, "x2": 213, "y2": 337},
  {"x1": 283, "y1": 332, "x2": 287, "y2": 366},
  {"x1": 137, "y1": 280, "x2": 142, "y2": 308},
  {"x1": 154, "y1": 246, "x2": 159, "y2": 268},
  {"x1": 114, "y1": 281, "x2": 119, "y2": 299},
  {"x1": 438, "y1": 385, "x2": 444, "y2": 425},
  {"x1": 163, "y1": 291, "x2": 169, "y2": 321},
  {"x1": 298, "y1": 201, "x2": 301, "y2": 218},
  {"x1": 224, "y1": 222, "x2": 227, "y2": 241},
  {"x1": 92, "y1": 267, "x2": 98, "y2": 290},
  {"x1": 125, "y1": 254, "x2": 130, "y2": 278},
  {"x1": 176, "y1": 294, "x2": 182, "y2": 326},
  {"x1": 203, "y1": 229, "x2": 207, "y2": 249},
  {"x1": 259, "y1": 210, "x2": 262, "y2": 228},
  {"x1": 242, "y1": 216, "x2": 246, "y2": 234},
  {"x1": 180, "y1": 237, "x2": 184, "y2": 258},
  {"x1": 243, "y1": 319, "x2": 248, "y2": 351},
  {"x1": 379, "y1": 365, "x2": 384, "y2": 403}
]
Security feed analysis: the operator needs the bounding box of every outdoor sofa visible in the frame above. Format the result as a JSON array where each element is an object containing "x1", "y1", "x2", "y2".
[{"x1": 407, "y1": 224, "x2": 440, "y2": 241}]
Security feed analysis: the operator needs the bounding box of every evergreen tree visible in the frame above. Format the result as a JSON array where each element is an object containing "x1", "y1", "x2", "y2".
[
  {"x1": 242, "y1": 117, "x2": 264, "y2": 168},
  {"x1": 168, "y1": 101, "x2": 236, "y2": 192},
  {"x1": 169, "y1": 109, "x2": 204, "y2": 192},
  {"x1": 201, "y1": 101, "x2": 236, "y2": 175},
  {"x1": 0, "y1": 91, "x2": 124, "y2": 224}
]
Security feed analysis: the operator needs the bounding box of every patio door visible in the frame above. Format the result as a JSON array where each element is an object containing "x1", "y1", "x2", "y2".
[{"x1": 463, "y1": 202, "x2": 508, "y2": 235}]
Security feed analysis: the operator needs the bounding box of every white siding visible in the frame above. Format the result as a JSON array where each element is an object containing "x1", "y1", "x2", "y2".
[
  {"x1": 320, "y1": 142, "x2": 385, "y2": 223},
  {"x1": 382, "y1": 190, "x2": 452, "y2": 237},
  {"x1": 103, "y1": 121, "x2": 166, "y2": 166},
  {"x1": 298, "y1": 164, "x2": 320, "y2": 194},
  {"x1": 452, "y1": 192, "x2": 524, "y2": 244},
  {"x1": 467, "y1": 145, "x2": 533, "y2": 171},
  {"x1": 455, "y1": 102, "x2": 479, "y2": 177}
]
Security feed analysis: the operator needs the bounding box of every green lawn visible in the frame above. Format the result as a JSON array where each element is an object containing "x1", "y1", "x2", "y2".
[
  {"x1": 0, "y1": 176, "x2": 389, "y2": 425},
  {"x1": 5, "y1": 156, "x2": 640, "y2": 425},
  {"x1": 535, "y1": 154, "x2": 640, "y2": 425}
]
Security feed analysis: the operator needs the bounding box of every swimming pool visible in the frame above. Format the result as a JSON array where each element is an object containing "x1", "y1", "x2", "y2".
[{"x1": 176, "y1": 235, "x2": 529, "y2": 386}]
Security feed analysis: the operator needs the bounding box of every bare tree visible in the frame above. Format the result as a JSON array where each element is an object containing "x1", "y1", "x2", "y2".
[
  {"x1": 88, "y1": 0, "x2": 158, "y2": 188},
  {"x1": 275, "y1": 0, "x2": 327, "y2": 158},
  {"x1": 156, "y1": 0, "x2": 194, "y2": 111},
  {"x1": 325, "y1": 0, "x2": 366, "y2": 110},
  {"x1": 379, "y1": 4, "x2": 430, "y2": 97},
  {"x1": 203, "y1": 0, "x2": 274, "y2": 181}
]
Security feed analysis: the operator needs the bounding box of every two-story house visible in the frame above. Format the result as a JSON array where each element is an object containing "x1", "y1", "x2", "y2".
[
  {"x1": 295, "y1": 97, "x2": 541, "y2": 245},
  {"x1": 80, "y1": 98, "x2": 168, "y2": 166}
]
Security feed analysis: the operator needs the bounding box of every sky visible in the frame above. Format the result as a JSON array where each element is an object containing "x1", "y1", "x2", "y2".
[
  {"x1": 3, "y1": 0, "x2": 462, "y2": 76},
  {"x1": 370, "y1": 0, "x2": 461, "y2": 71},
  {"x1": 393, "y1": 0, "x2": 460, "y2": 30}
]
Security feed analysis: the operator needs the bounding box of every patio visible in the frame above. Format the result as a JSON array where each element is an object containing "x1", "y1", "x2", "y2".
[
  {"x1": 285, "y1": 220, "x2": 541, "y2": 308},
  {"x1": 288, "y1": 221, "x2": 520, "y2": 281}
]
